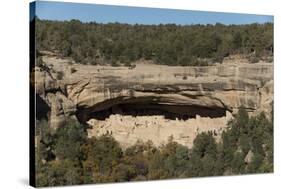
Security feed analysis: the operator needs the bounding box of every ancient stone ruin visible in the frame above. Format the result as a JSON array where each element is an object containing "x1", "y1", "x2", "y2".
[{"x1": 34, "y1": 55, "x2": 273, "y2": 148}]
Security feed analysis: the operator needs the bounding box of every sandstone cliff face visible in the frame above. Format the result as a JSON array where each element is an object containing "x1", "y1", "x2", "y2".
[{"x1": 34, "y1": 55, "x2": 273, "y2": 147}]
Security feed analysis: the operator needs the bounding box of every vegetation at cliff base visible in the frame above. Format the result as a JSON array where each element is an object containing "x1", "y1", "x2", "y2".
[
  {"x1": 35, "y1": 108, "x2": 273, "y2": 187},
  {"x1": 35, "y1": 18, "x2": 273, "y2": 66}
]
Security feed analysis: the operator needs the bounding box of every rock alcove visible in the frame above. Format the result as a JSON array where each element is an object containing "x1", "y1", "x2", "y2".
[
  {"x1": 76, "y1": 97, "x2": 232, "y2": 148},
  {"x1": 78, "y1": 100, "x2": 228, "y2": 123},
  {"x1": 34, "y1": 55, "x2": 273, "y2": 148}
]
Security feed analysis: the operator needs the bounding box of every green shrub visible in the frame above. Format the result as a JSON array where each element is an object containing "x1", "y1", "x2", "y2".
[
  {"x1": 249, "y1": 56, "x2": 260, "y2": 63},
  {"x1": 35, "y1": 18, "x2": 273, "y2": 67},
  {"x1": 35, "y1": 106, "x2": 273, "y2": 186}
]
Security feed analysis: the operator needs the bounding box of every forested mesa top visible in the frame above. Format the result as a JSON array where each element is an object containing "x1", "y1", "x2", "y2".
[{"x1": 35, "y1": 18, "x2": 273, "y2": 66}]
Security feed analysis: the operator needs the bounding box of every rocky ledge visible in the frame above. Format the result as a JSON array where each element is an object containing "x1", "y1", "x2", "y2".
[{"x1": 34, "y1": 54, "x2": 273, "y2": 147}]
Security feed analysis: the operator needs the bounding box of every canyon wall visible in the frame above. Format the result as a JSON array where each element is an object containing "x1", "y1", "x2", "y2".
[{"x1": 34, "y1": 55, "x2": 273, "y2": 147}]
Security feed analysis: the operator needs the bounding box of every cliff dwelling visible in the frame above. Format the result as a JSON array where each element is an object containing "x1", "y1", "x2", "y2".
[
  {"x1": 77, "y1": 98, "x2": 233, "y2": 148},
  {"x1": 35, "y1": 55, "x2": 273, "y2": 149}
]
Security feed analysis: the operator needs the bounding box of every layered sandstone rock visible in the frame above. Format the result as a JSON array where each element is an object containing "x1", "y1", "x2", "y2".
[{"x1": 34, "y1": 55, "x2": 273, "y2": 147}]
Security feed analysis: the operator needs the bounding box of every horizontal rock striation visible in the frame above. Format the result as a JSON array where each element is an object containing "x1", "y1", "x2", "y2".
[{"x1": 34, "y1": 55, "x2": 273, "y2": 147}]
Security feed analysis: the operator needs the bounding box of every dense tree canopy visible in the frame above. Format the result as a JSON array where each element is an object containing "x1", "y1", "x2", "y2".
[
  {"x1": 35, "y1": 107, "x2": 273, "y2": 187},
  {"x1": 35, "y1": 18, "x2": 273, "y2": 66}
]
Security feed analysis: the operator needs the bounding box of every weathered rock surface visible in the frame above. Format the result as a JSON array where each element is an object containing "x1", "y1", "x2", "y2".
[{"x1": 34, "y1": 55, "x2": 273, "y2": 147}]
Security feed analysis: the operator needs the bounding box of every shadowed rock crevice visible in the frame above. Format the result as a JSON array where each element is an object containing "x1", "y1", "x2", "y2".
[
  {"x1": 76, "y1": 97, "x2": 228, "y2": 124},
  {"x1": 36, "y1": 93, "x2": 50, "y2": 120}
]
